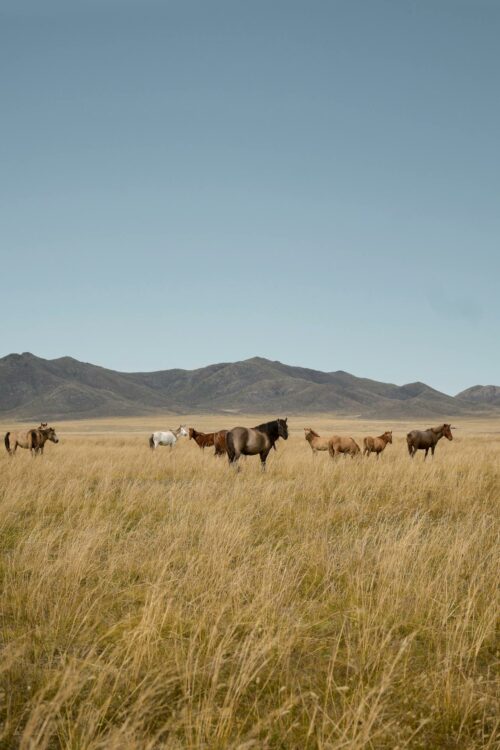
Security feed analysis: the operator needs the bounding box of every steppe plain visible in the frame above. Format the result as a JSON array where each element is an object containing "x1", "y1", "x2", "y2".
[{"x1": 1, "y1": 415, "x2": 499, "y2": 749}]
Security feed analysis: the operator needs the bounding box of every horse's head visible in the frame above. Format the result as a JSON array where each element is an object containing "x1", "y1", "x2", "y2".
[
  {"x1": 178, "y1": 425, "x2": 188, "y2": 438},
  {"x1": 188, "y1": 427, "x2": 195, "y2": 440},
  {"x1": 277, "y1": 418, "x2": 288, "y2": 440},
  {"x1": 44, "y1": 426, "x2": 59, "y2": 443},
  {"x1": 384, "y1": 431, "x2": 393, "y2": 444},
  {"x1": 443, "y1": 424, "x2": 453, "y2": 441}
]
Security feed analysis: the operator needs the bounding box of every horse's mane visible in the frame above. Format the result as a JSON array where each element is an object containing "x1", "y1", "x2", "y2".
[
  {"x1": 307, "y1": 429, "x2": 320, "y2": 437},
  {"x1": 253, "y1": 419, "x2": 279, "y2": 433}
]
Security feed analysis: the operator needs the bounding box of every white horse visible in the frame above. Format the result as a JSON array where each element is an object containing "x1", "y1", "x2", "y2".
[{"x1": 149, "y1": 425, "x2": 188, "y2": 450}]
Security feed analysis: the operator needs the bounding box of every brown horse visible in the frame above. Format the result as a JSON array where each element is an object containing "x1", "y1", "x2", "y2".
[
  {"x1": 214, "y1": 430, "x2": 228, "y2": 456},
  {"x1": 407, "y1": 424, "x2": 453, "y2": 459},
  {"x1": 363, "y1": 431, "x2": 392, "y2": 458},
  {"x1": 226, "y1": 419, "x2": 288, "y2": 471},
  {"x1": 304, "y1": 428, "x2": 330, "y2": 455},
  {"x1": 189, "y1": 428, "x2": 215, "y2": 449},
  {"x1": 328, "y1": 436, "x2": 360, "y2": 458},
  {"x1": 5, "y1": 424, "x2": 59, "y2": 456}
]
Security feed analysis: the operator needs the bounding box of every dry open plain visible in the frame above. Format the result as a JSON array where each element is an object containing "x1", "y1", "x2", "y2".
[{"x1": 0, "y1": 415, "x2": 499, "y2": 749}]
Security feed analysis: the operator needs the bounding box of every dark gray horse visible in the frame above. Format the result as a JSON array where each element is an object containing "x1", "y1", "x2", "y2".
[
  {"x1": 407, "y1": 424, "x2": 453, "y2": 459},
  {"x1": 226, "y1": 418, "x2": 288, "y2": 471}
]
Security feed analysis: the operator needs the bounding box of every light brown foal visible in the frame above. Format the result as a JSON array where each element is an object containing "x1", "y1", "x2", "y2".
[{"x1": 363, "y1": 431, "x2": 392, "y2": 458}]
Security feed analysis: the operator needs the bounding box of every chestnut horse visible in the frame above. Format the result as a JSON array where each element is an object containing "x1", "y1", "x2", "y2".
[
  {"x1": 226, "y1": 418, "x2": 288, "y2": 471},
  {"x1": 363, "y1": 431, "x2": 392, "y2": 458},
  {"x1": 328, "y1": 436, "x2": 360, "y2": 458},
  {"x1": 214, "y1": 430, "x2": 228, "y2": 456},
  {"x1": 5, "y1": 424, "x2": 59, "y2": 456},
  {"x1": 189, "y1": 428, "x2": 215, "y2": 449},
  {"x1": 407, "y1": 424, "x2": 453, "y2": 459}
]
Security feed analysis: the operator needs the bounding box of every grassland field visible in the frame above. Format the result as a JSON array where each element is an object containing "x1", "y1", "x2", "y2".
[{"x1": 0, "y1": 415, "x2": 499, "y2": 749}]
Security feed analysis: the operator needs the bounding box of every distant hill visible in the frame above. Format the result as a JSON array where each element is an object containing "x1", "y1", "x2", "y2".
[
  {"x1": 0, "y1": 352, "x2": 497, "y2": 421},
  {"x1": 456, "y1": 385, "x2": 500, "y2": 407}
]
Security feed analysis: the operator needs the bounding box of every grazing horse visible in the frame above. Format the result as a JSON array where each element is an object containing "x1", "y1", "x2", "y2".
[
  {"x1": 189, "y1": 428, "x2": 215, "y2": 449},
  {"x1": 304, "y1": 428, "x2": 330, "y2": 456},
  {"x1": 149, "y1": 425, "x2": 188, "y2": 450},
  {"x1": 226, "y1": 418, "x2": 288, "y2": 471},
  {"x1": 328, "y1": 436, "x2": 360, "y2": 458},
  {"x1": 363, "y1": 431, "x2": 392, "y2": 458},
  {"x1": 407, "y1": 424, "x2": 453, "y2": 459},
  {"x1": 214, "y1": 430, "x2": 228, "y2": 456},
  {"x1": 5, "y1": 424, "x2": 59, "y2": 456}
]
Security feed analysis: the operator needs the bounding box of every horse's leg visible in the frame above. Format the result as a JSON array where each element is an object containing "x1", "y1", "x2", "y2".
[
  {"x1": 260, "y1": 448, "x2": 271, "y2": 472},
  {"x1": 227, "y1": 447, "x2": 240, "y2": 471},
  {"x1": 431, "y1": 445, "x2": 435, "y2": 457},
  {"x1": 424, "y1": 448, "x2": 429, "y2": 460}
]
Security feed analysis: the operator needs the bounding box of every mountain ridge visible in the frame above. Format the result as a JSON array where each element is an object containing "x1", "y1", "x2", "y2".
[{"x1": 0, "y1": 352, "x2": 497, "y2": 421}]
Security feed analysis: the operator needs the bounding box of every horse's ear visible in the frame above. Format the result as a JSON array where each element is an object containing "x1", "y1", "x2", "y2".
[{"x1": 284, "y1": 417, "x2": 288, "y2": 423}]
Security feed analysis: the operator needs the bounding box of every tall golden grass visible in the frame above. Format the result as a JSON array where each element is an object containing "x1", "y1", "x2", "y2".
[{"x1": 1, "y1": 416, "x2": 498, "y2": 749}]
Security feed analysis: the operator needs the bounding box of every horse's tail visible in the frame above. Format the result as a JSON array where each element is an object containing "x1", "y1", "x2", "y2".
[
  {"x1": 226, "y1": 430, "x2": 236, "y2": 463},
  {"x1": 149, "y1": 434, "x2": 155, "y2": 450},
  {"x1": 406, "y1": 433, "x2": 413, "y2": 455},
  {"x1": 352, "y1": 440, "x2": 361, "y2": 454},
  {"x1": 4, "y1": 432, "x2": 11, "y2": 454}
]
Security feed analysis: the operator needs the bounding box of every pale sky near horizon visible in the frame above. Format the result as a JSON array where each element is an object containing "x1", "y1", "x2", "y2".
[{"x1": 1, "y1": 0, "x2": 499, "y2": 395}]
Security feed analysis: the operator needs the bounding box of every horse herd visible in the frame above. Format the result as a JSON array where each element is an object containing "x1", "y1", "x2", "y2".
[
  {"x1": 3, "y1": 419, "x2": 454, "y2": 470},
  {"x1": 148, "y1": 420, "x2": 454, "y2": 470}
]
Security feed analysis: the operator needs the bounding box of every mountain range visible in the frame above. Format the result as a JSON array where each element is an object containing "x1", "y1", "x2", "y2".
[{"x1": 0, "y1": 352, "x2": 498, "y2": 421}]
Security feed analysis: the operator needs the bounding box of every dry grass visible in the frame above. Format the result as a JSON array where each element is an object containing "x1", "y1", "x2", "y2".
[{"x1": 0, "y1": 416, "x2": 499, "y2": 749}]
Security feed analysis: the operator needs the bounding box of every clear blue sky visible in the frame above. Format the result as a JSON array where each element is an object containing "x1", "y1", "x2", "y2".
[{"x1": 1, "y1": 0, "x2": 499, "y2": 394}]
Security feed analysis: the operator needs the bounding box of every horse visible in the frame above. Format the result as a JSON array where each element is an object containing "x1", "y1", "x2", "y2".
[
  {"x1": 214, "y1": 430, "x2": 228, "y2": 456},
  {"x1": 363, "y1": 431, "x2": 392, "y2": 458},
  {"x1": 304, "y1": 428, "x2": 330, "y2": 455},
  {"x1": 149, "y1": 425, "x2": 188, "y2": 450},
  {"x1": 328, "y1": 436, "x2": 360, "y2": 458},
  {"x1": 30, "y1": 426, "x2": 60, "y2": 455},
  {"x1": 407, "y1": 424, "x2": 453, "y2": 459},
  {"x1": 5, "y1": 424, "x2": 59, "y2": 456},
  {"x1": 226, "y1": 418, "x2": 288, "y2": 471},
  {"x1": 189, "y1": 428, "x2": 215, "y2": 449}
]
